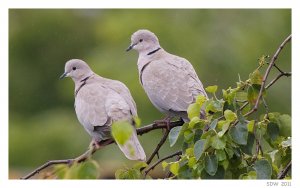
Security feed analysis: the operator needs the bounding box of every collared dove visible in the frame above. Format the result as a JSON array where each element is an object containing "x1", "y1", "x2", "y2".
[
  {"x1": 60, "y1": 59, "x2": 146, "y2": 161},
  {"x1": 127, "y1": 29, "x2": 207, "y2": 122}
]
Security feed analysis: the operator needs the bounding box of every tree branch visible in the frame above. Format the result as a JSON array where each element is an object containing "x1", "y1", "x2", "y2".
[
  {"x1": 265, "y1": 72, "x2": 291, "y2": 89},
  {"x1": 21, "y1": 120, "x2": 184, "y2": 179},
  {"x1": 146, "y1": 129, "x2": 170, "y2": 165},
  {"x1": 244, "y1": 34, "x2": 291, "y2": 117},
  {"x1": 277, "y1": 161, "x2": 291, "y2": 179},
  {"x1": 144, "y1": 151, "x2": 182, "y2": 178}
]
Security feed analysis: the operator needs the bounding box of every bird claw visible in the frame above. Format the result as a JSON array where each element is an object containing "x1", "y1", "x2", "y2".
[{"x1": 154, "y1": 117, "x2": 171, "y2": 130}]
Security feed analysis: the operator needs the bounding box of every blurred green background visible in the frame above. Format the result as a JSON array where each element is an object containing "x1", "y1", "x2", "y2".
[{"x1": 9, "y1": 9, "x2": 291, "y2": 179}]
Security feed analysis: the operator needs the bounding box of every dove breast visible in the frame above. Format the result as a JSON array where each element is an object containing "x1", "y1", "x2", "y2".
[
  {"x1": 139, "y1": 52, "x2": 207, "y2": 118},
  {"x1": 74, "y1": 79, "x2": 133, "y2": 142}
]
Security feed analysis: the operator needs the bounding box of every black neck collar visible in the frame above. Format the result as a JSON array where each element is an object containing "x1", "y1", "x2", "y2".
[
  {"x1": 75, "y1": 76, "x2": 91, "y2": 97},
  {"x1": 147, "y1": 47, "x2": 161, "y2": 55}
]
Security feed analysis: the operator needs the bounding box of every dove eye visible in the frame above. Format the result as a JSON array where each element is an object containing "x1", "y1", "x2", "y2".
[
  {"x1": 139, "y1": 39, "x2": 143, "y2": 42},
  {"x1": 72, "y1": 67, "x2": 77, "y2": 71}
]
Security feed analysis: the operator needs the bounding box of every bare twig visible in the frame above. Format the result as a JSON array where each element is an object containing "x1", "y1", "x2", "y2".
[
  {"x1": 20, "y1": 160, "x2": 72, "y2": 180},
  {"x1": 165, "y1": 154, "x2": 182, "y2": 179},
  {"x1": 244, "y1": 34, "x2": 291, "y2": 117},
  {"x1": 146, "y1": 129, "x2": 170, "y2": 165},
  {"x1": 277, "y1": 161, "x2": 292, "y2": 179},
  {"x1": 265, "y1": 72, "x2": 291, "y2": 89},
  {"x1": 144, "y1": 151, "x2": 182, "y2": 178},
  {"x1": 21, "y1": 120, "x2": 184, "y2": 179}
]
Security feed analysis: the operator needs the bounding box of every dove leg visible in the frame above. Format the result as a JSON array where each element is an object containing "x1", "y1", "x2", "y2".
[{"x1": 154, "y1": 116, "x2": 171, "y2": 130}]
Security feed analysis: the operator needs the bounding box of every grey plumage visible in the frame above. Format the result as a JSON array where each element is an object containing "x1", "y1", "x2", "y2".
[
  {"x1": 127, "y1": 29, "x2": 207, "y2": 122},
  {"x1": 61, "y1": 59, "x2": 146, "y2": 161}
]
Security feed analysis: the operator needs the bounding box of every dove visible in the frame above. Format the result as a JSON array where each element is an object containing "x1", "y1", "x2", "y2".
[
  {"x1": 60, "y1": 59, "x2": 146, "y2": 161},
  {"x1": 126, "y1": 29, "x2": 207, "y2": 123}
]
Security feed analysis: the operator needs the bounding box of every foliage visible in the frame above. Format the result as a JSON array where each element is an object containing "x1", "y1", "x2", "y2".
[
  {"x1": 160, "y1": 58, "x2": 291, "y2": 179},
  {"x1": 111, "y1": 121, "x2": 133, "y2": 145},
  {"x1": 53, "y1": 159, "x2": 100, "y2": 179},
  {"x1": 9, "y1": 10, "x2": 291, "y2": 179},
  {"x1": 43, "y1": 55, "x2": 291, "y2": 180}
]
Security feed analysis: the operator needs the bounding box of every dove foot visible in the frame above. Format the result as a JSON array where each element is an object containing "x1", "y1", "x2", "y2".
[{"x1": 154, "y1": 116, "x2": 171, "y2": 130}]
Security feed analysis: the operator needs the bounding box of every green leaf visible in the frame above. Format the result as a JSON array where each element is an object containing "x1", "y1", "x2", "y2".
[
  {"x1": 185, "y1": 147, "x2": 194, "y2": 157},
  {"x1": 260, "y1": 136, "x2": 273, "y2": 153},
  {"x1": 211, "y1": 135, "x2": 226, "y2": 150},
  {"x1": 216, "y1": 149, "x2": 227, "y2": 161},
  {"x1": 229, "y1": 122, "x2": 248, "y2": 145},
  {"x1": 201, "y1": 166, "x2": 225, "y2": 179},
  {"x1": 236, "y1": 91, "x2": 248, "y2": 101},
  {"x1": 115, "y1": 168, "x2": 141, "y2": 179},
  {"x1": 253, "y1": 159, "x2": 272, "y2": 179},
  {"x1": 187, "y1": 103, "x2": 201, "y2": 119},
  {"x1": 188, "y1": 157, "x2": 197, "y2": 168},
  {"x1": 77, "y1": 160, "x2": 100, "y2": 179},
  {"x1": 247, "y1": 120, "x2": 255, "y2": 133},
  {"x1": 111, "y1": 121, "x2": 133, "y2": 145},
  {"x1": 249, "y1": 69, "x2": 263, "y2": 85},
  {"x1": 115, "y1": 169, "x2": 127, "y2": 179},
  {"x1": 217, "y1": 121, "x2": 230, "y2": 137},
  {"x1": 169, "y1": 126, "x2": 182, "y2": 147},
  {"x1": 224, "y1": 110, "x2": 237, "y2": 122},
  {"x1": 281, "y1": 137, "x2": 291, "y2": 148},
  {"x1": 247, "y1": 84, "x2": 266, "y2": 105},
  {"x1": 278, "y1": 114, "x2": 291, "y2": 137},
  {"x1": 240, "y1": 171, "x2": 257, "y2": 179},
  {"x1": 201, "y1": 129, "x2": 216, "y2": 139},
  {"x1": 241, "y1": 133, "x2": 255, "y2": 155},
  {"x1": 133, "y1": 116, "x2": 141, "y2": 128},
  {"x1": 209, "y1": 119, "x2": 218, "y2": 130},
  {"x1": 205, "y1": 100, "x2": 224, "y2": 113},
  {"x1": 194, "y1": 139, "x2": 206, "y2": 160},
  {"x1": 170, "y1": 162, "x2": 180, "y2": 176},
  {"x1": 162, "y1": 161, "x2": 168, "y2": 170},
  {"x1": 267, "y1": 122, "x2": 279, "y2": 141},
  {"x1": 205, "y1": 85, "x2": 218, "y2": 93},
  {"x1": 225, "y1": 147, "x2": 234, "y2": 159},
  {"x1": 196, "y1": 94, "x2": 207, "y2": 106},
  {"x1": 189, "y1": 116, "x2": 201, "y2": 129},
  {"x1": 53, "y1": 164, "x2": 68, "y2": 179},
  {"x1": 184, "y1": 129, "x2": 194, "y2": 143},
  {"x1": 177, "y1": 164, "x2": 193, "y2": 179},
  {"x1": 133, "y1": 161, "x2": 148, "y2": 170},
  {"x1": 204, "y1": 154, "x2": 218, "y2": 176}
]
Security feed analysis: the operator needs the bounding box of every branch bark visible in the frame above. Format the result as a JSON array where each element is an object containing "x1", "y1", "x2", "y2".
[
  {"x1": 21, "y1": 120, "x2": 184, "y2": 179},
  {"x1": 244, "y1": 34, "x2": 291, "y2": 117},
  {"x1": 144, "y1": 151, "x2": 182, "y2": 178},
  {"x1": 146, "y1": 129, "x2": 170, "y2": 165},
  {"x1": 277, "y1": 161, "x2": 291, "y2": 179}
]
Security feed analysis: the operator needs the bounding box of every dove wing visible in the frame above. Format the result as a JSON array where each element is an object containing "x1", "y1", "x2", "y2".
[{"x1": 141, "y1": 54, "x2": 207, "y2": 114}]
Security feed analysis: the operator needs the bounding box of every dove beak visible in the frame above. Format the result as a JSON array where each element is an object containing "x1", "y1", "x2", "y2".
[
  {"x1": 126, "y1": 43, "x2": 136, "y2": 52},
  {"x1": 60, "y1": 72, "x2": 68, "y2": 79}
]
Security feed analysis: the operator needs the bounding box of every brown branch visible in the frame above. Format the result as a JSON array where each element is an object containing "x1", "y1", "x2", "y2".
[
  {"x1": 146, "y1": 129, "x2": 170, "y2": 165},
  {"x1": 144, "y1": 151, "x2": 182, "y2": 178},
  {"x1": 20, "y1": 160, "x2": 72, "y2": 180},
  {"x1": 21, "y1": 120, "x2": 184, "y2": 179},
  {"x1": 244, "y1": 34, "x2": 291, "y2": 117},
  {"x1": 165, "y1": 154, "x2": 182, "y2": 179},
  {"x1": 265, "y1": 72, "x2": 291, "y2": 89},
  {"x1": 277, "y1": 161, "x2": 292, "y2": 179}
]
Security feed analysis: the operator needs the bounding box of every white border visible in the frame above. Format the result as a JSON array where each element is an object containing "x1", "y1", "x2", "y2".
[{"x1": 1, "y1": 1, "x2": 298, "y2": 188}]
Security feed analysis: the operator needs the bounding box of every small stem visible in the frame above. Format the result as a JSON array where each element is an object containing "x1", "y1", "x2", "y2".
[
  {"x1": 244, "y1": 34, "x2": 291, "y2": 117},
  {"x1": 146, "y1": 129, "x2": 170, "y2": 165},
  {"x1": 21, "y1": 120, "x2": 185, "y2": 179},
  {"x1": 144, "y1": 151, "x2": 182, "y2": 178},
  {"x1": 277, "y1": 161, "x2": 292, "y2": 179}
]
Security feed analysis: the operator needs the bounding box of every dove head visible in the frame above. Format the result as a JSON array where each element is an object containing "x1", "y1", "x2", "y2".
[
  {"x1": 60, "y1": 59, "x2": 94, "y2": 82},
  {"x1": 126, "y1": 29, "x2": 160, "y2": 54}
]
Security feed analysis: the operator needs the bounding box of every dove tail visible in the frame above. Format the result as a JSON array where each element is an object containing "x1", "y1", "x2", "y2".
[{"x1": 116, "y1": 130, "x2": 146, "y2": 161}]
